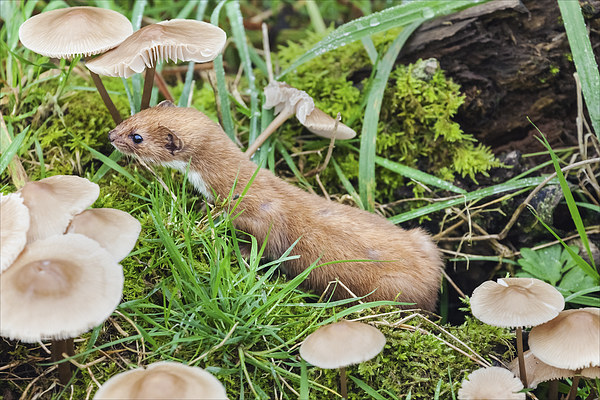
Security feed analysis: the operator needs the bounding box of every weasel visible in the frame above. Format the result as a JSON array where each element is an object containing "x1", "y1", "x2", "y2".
[{"x1": 108, "y1": 101, "x2": 444, "y2": 310}]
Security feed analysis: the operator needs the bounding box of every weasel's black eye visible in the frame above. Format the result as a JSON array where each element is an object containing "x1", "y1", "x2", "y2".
[{"x1": 130, "y1": 133, "x2": 143, "y2": 144}]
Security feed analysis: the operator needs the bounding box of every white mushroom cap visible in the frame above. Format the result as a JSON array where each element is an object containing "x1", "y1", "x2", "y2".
[
  {"x1": 458, "y1": 367, "x2": 525, "y2": 400},
  {"x1": 470, "y1": 277, "x2": 565, "y2": 328},
  {"x1": 0, "y1": 234, "x2": 123, "y2": 342},
  {"x1": 0, "y1": 193, "x2": 30, "y2": 272},
  {"x1": 303, "y1": 107, "x2": 356, "y2": 139},
  {"x1": 529, "y1": 308, "x2": 600, "y2": 370},
  {"x1": 18, "y1": 175, "x2": 100, "y2": 243},
  {"x1": 93, "y1": 361, "x2": 227, "y2": 399},
  {"x1": 66, "y1": 208, "x2": 141, "y2": 262},
  {"x1": 263, "y1": 81, "x2": 356, "y2": 139},
  {"x1": 86, "y1": 19, "x2": 226, "y2": 78},
  {"x1": 19, "y1": 6, "x2": 133, "y2": 58},
  {"x1": 509, "y1": 350, "x2": 575, "y2": 389},
  {"x1": 299, "y1": 320, "x2": 386, "y2": 369}
]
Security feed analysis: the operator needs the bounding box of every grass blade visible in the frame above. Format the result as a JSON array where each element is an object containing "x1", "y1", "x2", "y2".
[
  {"x1": 359, "y1": 22, "x2": 421, "y2": 211},
  {"x1": 0, "y1": 126, "x2": 28, "y2": 177},
  {"x1": 557, "y1": 0, "x2": 600, "y2": 137},
  {"x1": 278, "y1": 0, "x2": 491, "y2": 78},
  {"x1": 349, "y1": 375, "x2": 387, "y2": 400},
  {"x1": 376, "y1": 156, "x2": 467, "y2": 194},
  {"x1": 388, "y1": 176, "x2": 557, "y2": 224},
  {"x1": 226, "y1": 1, "x2": 259, "y2": 144}
]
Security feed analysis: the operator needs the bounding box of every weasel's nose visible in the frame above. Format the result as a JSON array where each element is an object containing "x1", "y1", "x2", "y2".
[{"x1": 108, "y1": 129, "x2": 116, "y2": 142}]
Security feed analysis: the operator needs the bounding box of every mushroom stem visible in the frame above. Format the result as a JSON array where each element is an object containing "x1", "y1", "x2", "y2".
[
  {"x1": 339, "y1": 366, "x2": 347, "y2": 399},
  {"x1": 548, "y1": 380, "x2": 559, "y2": 400},
  {"x1": 141, "y1": 66, "x2": 156, "y2": 110},
  {"x1": 51, "y1": 338, "x2": 74, "y2": 385},
  {"x1": 154, "y1": 70, "x2": 174, "y2": 103},
  {"x1": 245, "y1": 109, "x2": 294, "y2": 157},
  {"x1": 515, "y1": 327, "x2": 528, "y2": 388},
  {"x1": 566, "y1": 370, "x2": 582, "y2": 400},
  {"x1": 89, "y1": 70, "x2": 122, "y2": 124}
]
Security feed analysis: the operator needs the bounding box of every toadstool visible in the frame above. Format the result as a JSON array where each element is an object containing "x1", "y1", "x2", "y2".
[
  {"x1": 0, "y1": 193, "x2": 30, "y2": 272},
  {"x1": 458, "y1": 366, "x2": 525, "y2": 400}
]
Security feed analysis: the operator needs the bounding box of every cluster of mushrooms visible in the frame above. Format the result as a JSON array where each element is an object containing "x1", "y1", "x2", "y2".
[
  {"x1": 458, "y1": 277, "x2": 599, "y2": 400},
  {"x1": 18, "y1": 6, "x2": 227, "y2": 123},
  {"x1": 0, "y1": 175, "x2": 141, "y2": 384}
]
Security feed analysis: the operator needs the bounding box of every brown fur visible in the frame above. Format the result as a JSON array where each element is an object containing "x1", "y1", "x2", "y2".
[{"x1": 109, "y1": 101, "x2": 444, "y2": 310}]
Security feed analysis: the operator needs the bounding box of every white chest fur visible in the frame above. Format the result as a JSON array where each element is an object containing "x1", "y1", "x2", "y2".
[{"x1": 162, "y1": 160, "x2": 213, "y2": 201}]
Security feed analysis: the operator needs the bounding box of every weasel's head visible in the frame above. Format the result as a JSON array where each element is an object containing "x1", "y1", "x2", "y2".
[{"x1": 108, "y1": 101, "x2": 206, "y2": 165}]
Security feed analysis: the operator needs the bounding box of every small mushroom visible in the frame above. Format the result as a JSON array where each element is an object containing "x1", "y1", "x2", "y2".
[
  {"x1": 18, "y1": 175, "x2": 100, "y2": 243},
  {"x1": 299, "y1": 320, "x2": 385, "y2": 399},
  {"x1": 19, "y1": 6, "x2": 133, "y2": 124},
  {"x1": 458, "y1": 367, "x2": 525, "y2": 400},
  {"x1": 0, "y1": 193, "x2": 29, "y2": 272},
  {"x1": 529, "y1": 307, "x2": 600, "y2": 400},
  {"x1": 86, "y1": 19, "x2": 226, "y2": 110},
  {"x1": 509, "y1": 350, "x2": 576, "y2": 389},
  {"x1": 245, "y1": 24, "x2": 355, "y2": 157},
  {"x1": 93, "y1": 361, "x2": 227, "y2": 399},
  {"x1": 470, "y1": 277, "x2": 565, "y2": 387},
  {"x1": 66, "y1": 208, "x2": 141, "y2": 262},
  {"x1": 0, "y1": 233, "x2": 124, "y2": 384}
]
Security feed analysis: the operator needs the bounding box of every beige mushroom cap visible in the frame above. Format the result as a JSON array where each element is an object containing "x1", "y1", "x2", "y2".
[
  {"x1": 0, "y1": 234, "x2": 123, "y2": 342},
  {"x1": 303, "y1": 107, "x2": 357, "y2": 139},
  {"x1": 19, "y1": 6, "x2": 133, "y2": 58},
  {"x1": 470, "y1": 277, "x2": 565, "y2": 328},
  {"x1": 18, "y1": 175, "x2": 100, "y2": 243},
  {"x1": 0, "y1": 193, "x2": 30, "y2": 272},
  {"x1": 93, "y1": 361, "x2": 227, "y2": 399},
  {"x1": 529, "y1": 308, "x2": 600, "y2": 370},
  {"x1": 263, "y1": 81, "x2": 356, "y2": 139},
  {"x1": 458, "y1": 367, "x2": 525, "y2": 400},
  {"x1": 86, "y1": 19, "x2": 226, "y2": 78},
  {"x1": 509, "y1": 350, "x2": 575, "y2": 389},
  {"x1": 66, "y1": 208, "x2": 141, "y2": 262},
  {"x1": 300, "y1": 320, "x2": 386, "y2": 369}
]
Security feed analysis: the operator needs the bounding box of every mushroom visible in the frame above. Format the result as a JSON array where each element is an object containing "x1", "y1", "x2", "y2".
[
  {"x1": 0, "y1": 233, "x2": 124, "y2": 384},
  {"x1": 470, "y1": 277, "x2": 565, "y2": 387},
  {"x1": 18, "y1": 175, "x2": 100, "y2": 243},
  {"x1": 66, "y1": 208, "x2": 141, "y2": 262},
  {"x1": 508, "y1": 350, "x2": 576, "y2": 389},
  {"x1": 529, "y1": 307, "x2": 600, "y2": 400},
  {"x1": 0, "y1": 193, "x2": 30, "y2": 272},
  {"x1": 458, "y1": 367, "x2": 525, "y2": 400},
  {"x1": 299, "y1": 320, "x2": 385, "y2": 399},
  {"x1": 93, "y1": 361, "x2": 227, "y2": 399},
  {"x1": 245, "y1": 24, "x2": 355, "y2": 157},
  {"x1": 86, "y1": 19, "x2": 226, "y2": 110},
  {"x1": 19, "y1": 6, "x2": 133, "y2": 124}
]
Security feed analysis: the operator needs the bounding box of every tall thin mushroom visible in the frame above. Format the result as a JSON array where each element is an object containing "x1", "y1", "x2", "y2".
[
  {"x1": 86, "y1": 19, "x2": 226, "y2": 110},
  {"x1": 19, "y1": 6, "x2": 133, "y2": 124}
]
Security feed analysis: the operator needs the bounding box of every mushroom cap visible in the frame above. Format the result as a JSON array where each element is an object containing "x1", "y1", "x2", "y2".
[
  {"x1": 458, "y1": 367, "x2": 525, "y2": 400},
  {"x1": 263, "y1": 81, "x2": 356, "y2": 139},
  {"x1": 299, "y1": 320, "x2": 386, "y2": 369},
  {"x1": 18, "y1": 175, "x2": 100, "y2": 243},
  {"x1": 0, "y1": 193, "x2": 30, "y2": 272},
  {"x1": 509, "y1": 350, "x2": 575, "y2": 389},
  {"x1": 86, "y1": 19, "x2": 226, "y2": 78},
  {"x1": 303, "y1": 107, "x2": 356, "y2": 139},
  {"x1": 529, "y1": 307, "x2": 600, "y2": 370},
  {"x1": 66, "y1": 208, "x2": 141, "y2": 262},
  {"x1": 93, "y1": 361, "x2": 227, "y2": 399},
  {"x1": 19, "y1": 6, "x2": 133, "y2": 58},
  {"x1": 0, "y1": 234, "x2": 123, "y2": 342},
  {"x1": 470, "y1": 277, "x2": 565, "y2": 328},
  {"x1": 263, "y1": 81, "x2": 315, "y2": 123}
]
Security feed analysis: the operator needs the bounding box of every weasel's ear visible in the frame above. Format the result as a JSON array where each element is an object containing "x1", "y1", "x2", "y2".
[
  {"x1": 157, "y1": 100, "x2": 176, "y2": 108},
  {"x1": 158, "y1": 125, "x2": 184, "y2": 155}
]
